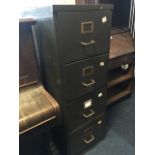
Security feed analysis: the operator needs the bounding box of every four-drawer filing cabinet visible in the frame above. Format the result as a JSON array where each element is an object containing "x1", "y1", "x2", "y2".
[{"x1": 30, "y1": 5, "x2": 113, "y2": 155}]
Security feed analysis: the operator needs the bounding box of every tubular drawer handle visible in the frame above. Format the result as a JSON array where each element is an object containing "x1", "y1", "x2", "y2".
[
  {"x1": 81, "y1": 40, "x2": 95, "y2": 46},
  {"x1": 82, "y1": 79, "x2": 96, "y2": 87},
  {"x1": 83, "y1": 134, "x2": 95, "y2": 144},
  {"x1": 82, "y1": 109, "x2": 95, "y2": 118}
]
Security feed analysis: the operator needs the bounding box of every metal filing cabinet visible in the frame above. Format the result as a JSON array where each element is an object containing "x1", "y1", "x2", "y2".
[{"x1": 26, "y1": 5, "x2": 113, "y2": 155}]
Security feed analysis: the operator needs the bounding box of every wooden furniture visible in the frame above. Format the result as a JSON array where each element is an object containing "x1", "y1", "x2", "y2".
[
  {"x1": 107, "y1": 30, "x2": 135, "y2": 105},
  {"x1": 28, "y1": 5, "x2": 113, "y2": 155},
  {"x1": 19, "y1": 18, "x2": 61, "y2": 155}
]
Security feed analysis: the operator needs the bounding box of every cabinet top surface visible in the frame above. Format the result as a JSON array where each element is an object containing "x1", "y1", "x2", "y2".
[
  {"x1": 109, "y1": 31, "x2": 135, "y2": 59},
  {"x1": 52, "y1": 4, "x2": 113, "y2": 12}
]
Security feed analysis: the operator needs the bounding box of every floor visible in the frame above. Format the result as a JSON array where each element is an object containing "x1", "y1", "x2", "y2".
[{"x1": 85, "y1": 93, "x2": 135, "y2": 155}]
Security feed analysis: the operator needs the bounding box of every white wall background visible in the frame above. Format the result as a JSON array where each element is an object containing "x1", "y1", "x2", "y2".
[
  {"x1": 19, "y1": 0, "x2": 75, "y2": 12},
  {"x1": 19, "y1": 0, "x2": 75, "y2": 17}
]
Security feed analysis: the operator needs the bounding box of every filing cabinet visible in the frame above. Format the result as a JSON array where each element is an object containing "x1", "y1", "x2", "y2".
[{"x1": 28, "y1": 5, "x2": 113, "y2": 155}]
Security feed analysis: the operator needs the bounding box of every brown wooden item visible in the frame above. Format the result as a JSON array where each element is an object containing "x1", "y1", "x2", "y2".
[
  {"x1": 109, "y1": 32, "x2": 134, "y2": 59},
  {"x1": 19, "y1": 84, "x2": 60, "y2": 135},
  {"x1": 19, "y1": 18, "x2": 61, "y2": 155},
  {"x1": 19, "y1": 19, "x2": 38, "y2": 87},
  {"x1": 19, "y1": 18, "x2": 61, "y2": 135},
  {"x1": 107, "y1": 30, "x2": 135, "y2": 105}
]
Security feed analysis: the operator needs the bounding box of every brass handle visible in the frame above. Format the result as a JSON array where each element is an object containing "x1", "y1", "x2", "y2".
[
  {"x1": 82, "y1": 79, "x2": 95, "y2": 87},
  {"x1": 82, "y1": 109, "x2": 95, "y2": 118},
  {"x1": 81, "y1": 40, "x2": 95, "y2": 46},
  {"x1": 83, "y1": 134, "x2": 95, "y2": 144}
]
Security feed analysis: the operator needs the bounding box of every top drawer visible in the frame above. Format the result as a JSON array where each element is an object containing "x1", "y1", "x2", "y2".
[{"x1": 57, "y1": 10, "x2": 112, "y2": 64}]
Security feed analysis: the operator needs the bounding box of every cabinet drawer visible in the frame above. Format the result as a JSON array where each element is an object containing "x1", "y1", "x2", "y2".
[
  {"x1": 57, "y1": 10, "x2": 112, "y2": 64},
  {"x1": 65, "y1": 88, "x2": 106, "y2": 131},
  {"x1": 109, "y1": 53, "x2": 134, "y2": 70},
  {"x1": 63, "y1": 54, "x2": 108, "y2": 101},
  {"x1": 67, "y1": 114, "x2": 106, "y2": 155}
]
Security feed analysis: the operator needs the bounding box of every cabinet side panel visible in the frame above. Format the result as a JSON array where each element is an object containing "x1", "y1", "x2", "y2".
[{"x1": 32, "y1": 7, "x2": 63, "y2": 103}]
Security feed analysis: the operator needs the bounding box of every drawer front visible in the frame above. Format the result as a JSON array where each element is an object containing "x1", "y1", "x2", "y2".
[
  {"x1": 63, "y1": 54, "x2": 108, "y2": 101},
  {"x1": 57, "y1": 10, "x2": 112, "y2": 64},
  {"x1": 109, "y1": 53, "x2": 134, "y2": 70},
  {"x1": 65, "y1": 88, "x2": 106, "y2": 131},
  {"x1": 67, "y1": 114, "x2": 106, "y2": 155}
]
